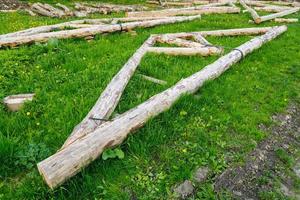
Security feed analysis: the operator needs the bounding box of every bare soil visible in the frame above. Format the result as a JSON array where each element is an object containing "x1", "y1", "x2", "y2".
[{"x1": 214, "y1": 104, "x2": 300, "y2": 199}]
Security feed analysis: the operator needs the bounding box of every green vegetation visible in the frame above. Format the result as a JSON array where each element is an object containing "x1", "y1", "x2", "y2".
[{"x1": 0, "y1": 2, "x2": 299, "y2": 199}]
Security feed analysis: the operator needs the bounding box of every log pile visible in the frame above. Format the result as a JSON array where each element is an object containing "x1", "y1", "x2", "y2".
[
  {"x1": 36, "y1": 25, "x2": 287, "y2": 188},
  {"x1": 239, "y1": 0, "x2": 300, "y2": 24},
  {"x1": 26, "y1": 2, "x2": 148, "y2": 18},
  {"x1": 0, "y1": 15, "x2": 201, "y2": 48}
]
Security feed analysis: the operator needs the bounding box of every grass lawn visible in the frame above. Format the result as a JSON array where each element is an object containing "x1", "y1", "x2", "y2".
[{"x1": 0, "y1": 2, "x2": 299, "y2": 199}]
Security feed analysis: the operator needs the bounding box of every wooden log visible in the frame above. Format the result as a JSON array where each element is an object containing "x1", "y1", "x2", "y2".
[
  {"x1": 239, "y1": 0, "x2": 260, "y2": 22},
  {"x1": 73, "y1": 11, "x2": 88, "y2": 17},
  {"x1": 157, "y1": 36, "x2": 206, "y2": 47},
  {"x1": 82, "y1": 16, "x2": 171, "y2": 24},
  {"x1": 192, "y1": 33, "x2": 211, "y2": 45},
  {"x1": 61, "y1": 27, "x2": 270, "y2": 148},
  {"x1": 255, "y1": 1, "x2": 298, "y2": 7},
  {"x1": 0, "y1": 17, "x2": 169, "y2": 39},
  {"x1": 147, "y1": 46, "x2": 223, "y2": 56},
  {"x1": 41, "y1": 3, "x2": 66, "y2": 17},
  {"x1": 3, "y1": 93, "x2": 35, "y2": 111},
  {"x1": 37, "y1": 25, "x2": 287, "y2": 189},
  {"x1": 274, "y1": 18, "x2": 298, "y2": 23},
  {"x1": 75, "y1": 3, "x2": 105, "y2": 14},
  {"x1": 0, "y1": 9, "x2": 18, "y2": 13},
  {"x1": 257, "y1": 7, "x2": 300, "y2": 23},
  {"x1": 162, "y1": 27, "x2": 273, "y2": 38},
  {"x1": 0, "y1": 21, "x2": 82, "y2": 39},
  {"x1": 25, "y1": 9, "x2": 37, "y2": 16},
  {"x1": 244, "y1": 1, "x2": 267, "y2": 7},
  {"x1": 126, "y1": 6, "x2": 240, "y2": 17},
  {"x1": 56, "y1": 3, "x2": 73, "y2": 16},
  {"x1": 31, "y1": 3, "x2": 58, "y2": 17},
  {"x1": 61, "y1": 35, "x2": 157, "y2": 148},
  {"x1": 139, "y1": 74, "x2": 167, "y2": 85},
  {"x1": 253, "y1": 6, "x2": 290, "y2": 13},
  {"x1": 0, "y1": 15, "x2": 201, "y2": 48}
]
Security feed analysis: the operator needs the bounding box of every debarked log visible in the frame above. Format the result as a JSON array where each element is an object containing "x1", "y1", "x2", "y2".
[
  {"x1": 126, "y1": 6, "x2": 240, "y2": 17},
  {"x1": 239, "y1": 0, "x2": 260, "y2": 22},
  {"x1": 253, "y1": 6, "x2": 291, "y2": 13},
  {"x1": 147, "y1": 46, "x2": 223, "y2": 56},
  {"x1": 61, "y1": 35, "x2": 157, "y2": 148},
  {"x1": 0, "y1": 15, "x2": 201, "y2": 47},
  {"x1": 61, "y1": 26, "x2": 274, "y2": 148},
  {"x1": 37, "y1": 25, "x2": 287, "y2": 189},
  {"x1": 256, "y1": 7, "x2": 300, "y2": 23}
]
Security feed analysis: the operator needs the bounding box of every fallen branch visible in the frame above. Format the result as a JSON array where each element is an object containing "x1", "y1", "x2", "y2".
[
  {"x1": 37, "y1": 25, "x2": 287, "y2": 189},
  {"x1": 0, "y1": 15, "x2": 201, "y2": 48},
  {"x1": 61, "y1": 35, "x2": 157, "y2": 148}
]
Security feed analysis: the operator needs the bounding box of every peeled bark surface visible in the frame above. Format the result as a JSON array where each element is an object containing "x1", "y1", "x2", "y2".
[
  {"x1": 258, "y1": 7, "x2": 300, "y2": 23},
  {"x1": 31, "y1": 3, "x2": 58, "y2": 17},
  {"x1": 0, "y1": 15, "x2": 201, "y2": 47},
  {"x1": 126, "y1": 6, "x2": 240, "y2": 17},
  {"x1": 239, "y1": 0, "x2": 260, "y2": 22},
  {"x1": 37, "y1": 25, "x2": 287, "y2": 189},
  {"x1": 61, "y1": 35, "x2": 157, "y2": 148},
  {"x1": 147, "y1": 46, "x2": 223, "y2": 56},
  {"x1": 56, "y1": 3, "x2": 72, "y2": 16},
  {"x1": 244, "y1": 1, "x2": 266, "y2": 7},
  {"x1": 274, "y1": 18, "x2": 298, "y2": 23},
  {"x1": 0, "y1": 22, "x2": 74, "y2": 39},
  {"x1": 156, "y1": 36, "x2": 206, "y2": 47},
  {"x1": 254, "y1": 6, "x2": 290, "y2": 13},
  {"x1": 162, "y1": 27, "x2": 272, "y2": 38}
]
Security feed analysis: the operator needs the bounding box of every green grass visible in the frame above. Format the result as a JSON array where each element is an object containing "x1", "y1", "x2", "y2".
[{"x1": 0, "y1": 3, "x2": 300, "y2": 199}]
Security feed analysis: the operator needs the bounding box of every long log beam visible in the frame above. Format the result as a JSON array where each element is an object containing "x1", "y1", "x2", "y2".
[
  {"x1": 0, "y1": 15, "x2": 201, "y2": 48},
  {"x1": 61, "y1": 26, "x2": 274, "y2": 148},
  {"x1": 37, "y1": 25, "x2": 287, "y2": 189},
  {"x1": 257, "y1": 7, "x2": 300, "y2": 23},
  {"x1": 126, "y1": 6, "x2": 240, "y2": 17},
  {"x1": 147, "y1": 46, "x2": 223, "y2": 56}
]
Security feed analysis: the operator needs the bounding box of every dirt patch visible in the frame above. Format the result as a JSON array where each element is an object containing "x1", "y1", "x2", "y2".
[
  {"x1": 0, "y1": 0, "x2": 27, "y2": 10},
  {"x1": 214, "y1": 104, "x2": 300, "y2": 199}
]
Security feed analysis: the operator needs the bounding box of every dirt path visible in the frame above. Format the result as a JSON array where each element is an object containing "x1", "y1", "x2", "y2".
[{"x1": 215, "y1": 104, "x2": 300, "y2": 199}]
